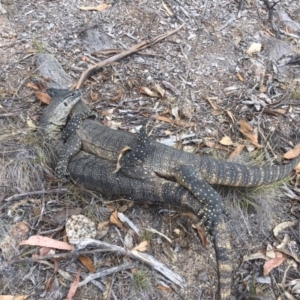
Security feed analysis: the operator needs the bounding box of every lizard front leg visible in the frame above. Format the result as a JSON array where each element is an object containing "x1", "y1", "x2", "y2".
[{"x1": 55, "y1": 135, "x2": 82, "y2": 182}]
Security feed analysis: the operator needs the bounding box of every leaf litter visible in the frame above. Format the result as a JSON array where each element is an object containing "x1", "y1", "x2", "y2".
[{"x1": 1, "y1": 0, "x2": 300, "y2": 299}]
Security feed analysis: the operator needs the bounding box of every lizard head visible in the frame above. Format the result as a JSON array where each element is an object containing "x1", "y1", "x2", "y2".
[{"x1": 39, "y1": 89, "x2": 82, "y2": 134}]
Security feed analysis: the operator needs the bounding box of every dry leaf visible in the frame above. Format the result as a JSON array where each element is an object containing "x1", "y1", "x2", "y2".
[
  {"x1": 229, "y1": 144, "x2": 245, "y2": 159},
  {"x1": 156, "y1": 284, "x2": 173, "y2": 292},
  {"x1": 283, "y1": 145, "x2": 300, "y2": 160},
  {"x1": 66, "y1": 268, "x2": 81, "y2": 300},
  {"x1": 0, "y1": 296, "x2": 29, "y2": 300},
  {"x1": 110, "y1": 211, "x2": 124, "y2": 229},
  {"x1": 237, "y1": 72, "x2": 244, "y2": 81},
  {"x1": 275, "y1": 248, "x2": 300, "y2": 263},
  {"x1": 226, "y1": 110, "x2": 236, "y2": 122},
  {"x1": 192, "y1": 223, "x2": 207, "y2": 248},
  {"x1": 114, "y1": 145, "x2": 131, "y2": 173},
  {"x1": 238, "y1": 119, "x2": 261, "y2": 148},
  {"x1": 162, "y1": 242, "x2": 177, "y2": 262},
  {"x1": 162, "y1": 2, "x2": 174, "y2": 16},
  {"x1": 78, "y1": 4, "x2": 110, "y2": 11},
  {"x1": 273, "y1": 221, "x2": 296, "y2": 237},
  {"x1": 154, "y1": 83, "x2": 165, "y2": 97},
  {"x1": 97, "y1": 221, "x2": 110, "y2": 239},
  {"x1": 272, "y1": 108, "x2": 287, "y2": 115},
  {"x1": 39, "y1": 247, "x2": 52, "y2": 256},
  {"x1": 35, "y1": 91, "x2": 51, "y2": 104},
  {"x1": 90, "y1": 92, "x2": 98, "y2": 102},
  {"x1": 140, "y1": 86, "x2": 159, "y2": 98},
  {"x1": 243, "y1": 252, "x2": 270, "y2": 262},
  {"x1": 20, "y1": 235, "x2": 74, "y2": 250},
  {"x1": 132, "y1": 241, "x2": 148, "y2": 252},
  {"x1": 27, "y1": 82, "x2": 40, "y2": 90},
  {"x1": 110, "y1": 90, "x2": 123, "y2": 101},
  {"x1": 78, "y1": 255, "x2": 96, "y2": 273},
  {"x1": 26, "y1": 116, "x2": 37, "y2": 129},
  {"x1": 171, "y1": 106, "x2": 180, "y2": 121},
  {"x1": 219, "y1": 136, "x2": 233, "y2": 146},
  {"x1": 205, "y1": 141, "x2": 216, "y2": 148},
  {"x1": 246, "y1": 43, "x2": 262, "y2": 55},
  {"x1": 263, "y1": 255, "x2": 286, "y2": 276},
  {"x1": 206, "y1": 97, "x2": 219, "y2": 110},
  {"x1": 152, "y1": 115, "x2": 195, "y2": 127}
]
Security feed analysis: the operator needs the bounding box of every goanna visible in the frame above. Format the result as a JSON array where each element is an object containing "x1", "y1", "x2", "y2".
[
  {"x1": 39, "y1": 89, "x2": 233, "y2": 300},
  {"x1": 51, "y1": 88, "x2": 300, "y2": 238}
]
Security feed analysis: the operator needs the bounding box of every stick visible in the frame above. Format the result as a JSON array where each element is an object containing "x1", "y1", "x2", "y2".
[
  {"x1": 74, "y1": 238, "x2": 185, "y2": 287},
  {"x1": 75, "y1": 25, "x2": 184, "y2": 89},
  {"x1": 5, "y1": 188, "x2": 68, "y2": 202}
]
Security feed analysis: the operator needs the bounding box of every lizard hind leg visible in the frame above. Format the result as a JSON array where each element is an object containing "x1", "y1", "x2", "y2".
[
  {"x1": 121, "y1": 121, "x2": 152, "y2": 168},
  {"x1": 171, "y1": 165, "x2": 226, "y2": 238}
]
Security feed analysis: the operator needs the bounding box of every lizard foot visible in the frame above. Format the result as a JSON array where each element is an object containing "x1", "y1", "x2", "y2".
[{"x1": 55, "y1": 162, "x2": 70, "y2": 183}]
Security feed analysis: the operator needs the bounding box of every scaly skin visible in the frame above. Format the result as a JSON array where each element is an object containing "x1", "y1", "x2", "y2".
[{"x1": 39, "y1": 89, "x2": 235, "y2": 299}]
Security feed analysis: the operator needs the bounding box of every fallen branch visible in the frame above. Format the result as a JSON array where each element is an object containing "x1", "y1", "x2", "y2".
[
  {"x1": 73, "y1": 238, "x2": 185, "y2": 287},
  {"x1": 78, "y1": 262, "x2": 136, "y2": 287},
  {"x1": 5, "y1": 188, "x2": 68, "y2": 202},
  {"x1": 76, "y1": 24, "x2": 184, "y2": 89}
]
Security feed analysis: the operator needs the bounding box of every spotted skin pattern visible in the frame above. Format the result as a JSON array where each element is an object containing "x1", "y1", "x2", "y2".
[
  {"x1": 62, "y1": 110, "x2": 95, "y2": 140},
  {"x1": 121, "y1": 124, "x2": 151, "y2": 168},
  {"x1": 56, "y1": 110, "x2": 97, "y2": 181},
  {"x1": 171, "y1": 166, "x2": 225, "y2": 237},
  {"x1": 46, "y1": 90, "x2": 300, "y2": 300}
]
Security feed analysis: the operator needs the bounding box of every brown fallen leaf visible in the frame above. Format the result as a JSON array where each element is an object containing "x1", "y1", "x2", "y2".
[
  {"x1": 110, "y1": 211, "x2": 124, "y2": 230},
  {"x1": 156, "y1": 284, "x2": 173, "y2": 292},
  {"x1": 66, "y1": 268, "x2": 81, "y2": 300},
  {"x1": 113, "y1": 145, "x2": 131, "y2": 173},
  {"x1": 90, "y1": 91, "x2": 98, "y2": 102},
  {"x1": 192, "y1": 223, "x2": 208, "y2": 248},
  {"x1": 35, "y1": 91, "x2": 51, "y2": 104},
  {"x1": 238, "y1": 119, "x2": 261, "y2": 148},
  {"x1": 219, "y1": 136, "x2": 233, "y2": 146},
  {"x1": 140, "y1": 86, "x2": 159, "y2": 98},
  {"x1": 0, "y1": 296, "x2": 29, "y2": 300},
  {"x1": 229, "y1": 144, "x2": 245, "y2": 159},
  {"x1": 205, "y1": 140, "x2": 231, "y2": 152},
  {"x1": 78, "y1": 255, "x2": 96, "y2": 273},
  {"x1": 27, "y1": 82, "x2": 40, "y2": 90},
  {"x1": 152, "y1": 115, "x2": 196, "y2": 127},
  {"x1": 78, "y1": 4, "x2": 110, "y2": 11},
  {"x1": 39, "y1": 247, "x2": 52, "y2": 256},
  {"x1": 225, "y1": 110, "x2": 236, "y2": 122},
  {"x1": 154, "y1": 83, "x2": 165, "y2": 97},
  {"x1": 110, "y1": 89, "x2": 124, "y2": 101},
  {"x1": 20, "y1": 235, "x2": 74, "y2": 250},
  {"x1": 26, "y1": 116, "x2": 37, "y2": 129},
  {"x1": 263, "y1": 254, "x2": 286, "y2": 276},
  {"x1": 283, "y1": 145, "x2": 300, "y2": 160},
  {"x1": 273, "y1": 221, "x2": 296, "y2": 237},
  {"x1": 97, "y1": 221, "x2": 110, "y2": 239},
  {"x1": 132, "y1": 241, "x2": 148, "y2": 252},
  {"x1": 206, "y1": 97, "x2": 219, "y2": 110},
  {"x1": 237, "y1": 72, "x2": 244, "y2": 82}
]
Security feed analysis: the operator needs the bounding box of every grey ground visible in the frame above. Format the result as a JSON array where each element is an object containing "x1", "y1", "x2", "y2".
[{"x1": 1, "y1": 0, "x2": 300, "y2": 299}]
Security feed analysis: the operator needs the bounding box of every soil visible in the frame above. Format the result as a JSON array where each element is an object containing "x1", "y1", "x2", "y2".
[{"x1": 1, "y1": 0, "x2": 300, "y2": 299}]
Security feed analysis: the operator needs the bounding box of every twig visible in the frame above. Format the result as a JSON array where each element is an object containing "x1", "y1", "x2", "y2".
[
  {"x1": 78, "y1": 262, "x2": 136, "y2": 287},
  {"x1": 5, "y1": 188, "x2": 68, "y2": 202},
  {"x1": 76, "y1": 25, "x2": 184, "y2": 89},
  {"x1": 73, "y1": 238, "x2": 185, "y2": 287}
]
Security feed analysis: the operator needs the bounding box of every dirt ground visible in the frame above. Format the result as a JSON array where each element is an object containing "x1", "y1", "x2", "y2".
[{"x1": 1, "y1": 0, "x2": 300, "y2": 299}]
